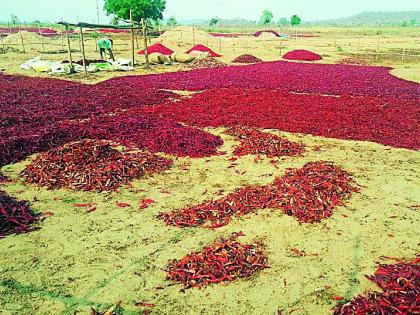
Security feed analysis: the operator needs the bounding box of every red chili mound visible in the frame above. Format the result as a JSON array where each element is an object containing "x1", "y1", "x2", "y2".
[
  {"x1": 166, "y1": 232, "x2": 269, "y2": 289},
  {"x1": 225, "y1": 126, "x2": 304, "y2": 157},
  {"x1": 158, "y1": 161, "x2": 358, "y2": 228},
  {"x1": 232, "y1": 54, "x2": 263, "y2": 64},
  {"x1": 334, "y1": 257, "x2": 420, "y2": 315},
  {"x1": 138, "y1": 43, "x2": 174, "y2": 56},
  {"x1": 187, "y1": 57, "x2": 226, "y2": 69},
  {"x1": 283, "y1": 50, "x2": 322, "y2": 61},
  {"x1": 253, "y1": 30, "x2": 280, "y2": 37},
  {"x1": 0, "y1": 190, "x2": 39, "y2": 238},
  {"x1": 86, "y1": 114, "x2": 224, "y2": 158},
  {"x1": 21, "y1": 139, "x2": 172, "y2": 191},
  {"x1": 185, "y1": 44, "x2": 221, "y2": 57}
]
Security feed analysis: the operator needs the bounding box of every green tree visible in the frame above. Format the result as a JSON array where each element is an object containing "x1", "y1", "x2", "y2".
[
  {"x1": 260, "y1": 10, "x2": 274, "y2": 25},
  {"x1": 209, "y1": 17, "x2": 219, "y2": 26},
  {"x1": 104, "y1": 0, "x2": 166, "y2": 23},
  {"x1": 291, "y1": 15, "x2": 301, "y2": 26},
  {"x1": 10, "y1": 14, "x2": 19, "y2": 25},
  {"x1": 167, "y1": 15, "x2": 178, "y2": 26},
  {"x1": 278, "y1": 17, "x2": 289, "y2": 26}
]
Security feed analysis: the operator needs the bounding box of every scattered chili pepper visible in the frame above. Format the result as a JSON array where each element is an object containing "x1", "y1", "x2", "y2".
[
  {"x1": 0, "y1": 190, "x2": 39, "y2": 238},
  {"x1": 166, "y1": 232, "x2": 269, "y2": 289},
  {"x1": 140, "y1": 199, "x2": 155, "y2": 209},
  {"x1": 86, "y1": 206, "x2": 97, "y2": 213},
  {"x1": 74, "y1": 203, "x2": 96, "y2": 208},
  {"x1": 334, "y1": 256, "x2": 419, "y2": 315},
  {"x1": 225, "y1": 126, "x2": 305, "y2": 158},
  {"x1": 333, "y1": 295, "x2": 344, "y2": 301},
  {"x1": 116, "y1": 201, "x2": 131, "y2": 208},
  {"x1": 21, "y1": 139, "x2": 172, "y2": 192},
  {"x1": 158, "y1": 161, "x2": 358, "y2": 228}
]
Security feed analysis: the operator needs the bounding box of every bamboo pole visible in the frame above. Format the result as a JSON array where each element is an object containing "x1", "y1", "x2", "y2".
[
  {"x1": 401, "y1": 30, "x2": 407, "y2": 63},
  {"x1": 141, "y1": 18, "x2": 149, "y2": 68},
  {"x1": 38, "y1": 25, "x2": 45, "y2": 52},
  {"x1": 79, "y1": 26, "x2": 88, "y2": 75},
  {"x1": 0, "y1": 36, "x2": 5, "y2": 54},
  {"x1": 18, "y1": 26, "x2": 26, "y2": 53},
  {"x1": 65, "y1": 25, "x2": 75, "y2": 73},
  {"x1": 130, "y1": 10, "x2": 135, "y2": 67}
]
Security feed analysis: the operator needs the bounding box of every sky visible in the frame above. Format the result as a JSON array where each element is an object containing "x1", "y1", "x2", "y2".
[{"x1": 1, "y1": 0, "x2": 419, "y2": 23}]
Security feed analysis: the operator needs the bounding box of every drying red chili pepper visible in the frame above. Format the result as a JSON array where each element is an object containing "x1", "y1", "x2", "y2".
[
  {"x1": 166, "y1": 232, "x2": 269, "y2": 289},
  {"x1": 116, "y1": 201, "x2": 131, "y2": 208},
  {"x1": 232, "y1": 54, "x2": 263, "y2": 64},
  {"x1": 225, "y1": 126, "x2": 305, "y2": 158},
  {"x1": 21, "y1": 139, "x2": 172, "y2": 192},
  {"x1": 140, "y1": 199, "x2": 155, "y2": 209},
  {"x1": 0, "y1": 190, "x2": 39, "y2": 238},
  {"x1": 334, "y1": 256, "x2": 420, "y2": 315},
  {"x1": 158, "y1": 161, "x2": 358, "y2": 228}
]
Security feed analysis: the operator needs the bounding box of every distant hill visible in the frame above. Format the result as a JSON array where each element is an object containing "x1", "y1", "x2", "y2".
[{"x1": 315, "y1": 11, "x2": 420, "y2": 26}]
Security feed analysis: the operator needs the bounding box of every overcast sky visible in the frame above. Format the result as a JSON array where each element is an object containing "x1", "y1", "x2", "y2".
[{"x1": 1, "y1": 0, "x2": 419, "y2": 23}]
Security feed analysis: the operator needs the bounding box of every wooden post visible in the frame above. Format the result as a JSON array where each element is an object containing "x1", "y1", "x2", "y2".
[
  {"x1": 79, "y1": 25, "x2": 88, "y2": 75},
  {"x1": 158, "y1": 24, "x2": 162, "y2": 43},
  {"x1": 141, "y1": 18, "x2": 149, "y2": 68},
  {"x1": 192, "y1": 27, "x2": 195, "y2": 46},
  {"x1": 375, "y1": 34, "x2": 380, "y2": 62},
  {"x1": 18, "y1": 26, "x2": 26, "y2": 53},
  {"x1": 219, "y1": 37, "x2": 222, "y2": 52},
  {"x1": 0, "y1": 36, "x2": 5, "y2": 54},
  {"x1": 38, "y1": 25, "x2": 45, "y2": 52},
  {"x1": 130, "y1": 10, "x2": 135, "y2": 67},
  {"x1": 279, "y1": 38, "x2": 283, "y2": 55},
  {"x1": 401, "y1": 30, "x2": 407, "y2": 63},
  {"x1": 65, "y1": 25, "x2": 75, "y2": 73}
]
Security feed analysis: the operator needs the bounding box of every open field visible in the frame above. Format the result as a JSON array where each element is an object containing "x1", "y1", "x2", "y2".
[{"x1": 0, "y1": 25, "x2": 419, "y2": 315}]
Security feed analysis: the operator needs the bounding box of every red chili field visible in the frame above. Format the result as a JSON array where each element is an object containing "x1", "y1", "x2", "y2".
[{"x1": 0, "y1": 53, "x2": 419, "y2": 315}]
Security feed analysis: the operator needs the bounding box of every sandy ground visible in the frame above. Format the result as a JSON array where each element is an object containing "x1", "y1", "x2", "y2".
[
  {"x1": 0, "y1": 26, "x2": 419, "y2": 315},
  {"x1": 0, "y1": 128, "x2": 419, "y2": 315}
]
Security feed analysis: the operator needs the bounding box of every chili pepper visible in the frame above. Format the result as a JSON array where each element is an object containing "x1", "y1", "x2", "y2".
[
  {"x1": 140, "y1": 199, "x2": 155, "y2": 209},
  {"x1": 116, "y1": 201, "x2": 131, "y2": 208},
  {"x1": 86, "y1": 206, "x2": 96, "y2": 213},
  {"x1": 166, "y1": 232, "x2": 269, "y2": 289},
  {"x1": 158, "y1": 161, "x2": 359, "y2": 228},
  {"x1": 225, "y1": 126, "x2": 304, "y2": 158},
  {"x1": 0, "y1": 190, "x2": 39, "y2": 238},
  {"x1": 334, "y1": 256, "x2": 420, "y2": 315},
  {"x1": 21, "y1": 140, "x2": 172, "y2": 192}
]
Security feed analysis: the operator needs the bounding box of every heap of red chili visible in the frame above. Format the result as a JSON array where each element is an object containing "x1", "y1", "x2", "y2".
[
  {"x1": 334, "y1": 256, "x2": 420, "y2": 314},
  {"x1": 225, "y1": 126, "x2": 304, "y2": 157},
  {"x1": 158, "y1": 161, "x2": 358, "y2": 228},
  {"x1": 21, "y1": 139, "x2": 172, "y2": 191},
  {"x1": 283, "y1": 50, "x2": 322, "y2": 61},
  {"x1": 185, "y1": 44, "x2": 221, "y2": 57},
  {"x1": 166, "y1": 232, "x2": 269, "y2": 289},
  {"x1": 0, "y1": 190, "x2": 39, "y2": 238},
  {"x1": 232, "y1": 54, "x2": 263, "y2": 63}
]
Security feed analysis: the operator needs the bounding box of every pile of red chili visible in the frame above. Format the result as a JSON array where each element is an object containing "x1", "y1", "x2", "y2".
[
  {"x1": 21, "y1": 139, "x2": 172, "y2": 191},
  {"x1": 334, "y1": 257, "x2": 420, "y2": 314},
  {"x1": 166, "y1": 232, "x2": 269, "y2": 289},
  {"x1": 185, "y1": 44, "x2": 222, "y2": 57},
  {"x1": 225, "y1": 126, "x2": 304, "y2": 157},
  {"x1": 0, "y1": 190, "x2": 39, "y2": 238},
  {"x1": 283, "y1": 50, "x2": 322, "y2": 61},
  {"x1": 158, "y1": 161, "x2": 358, "y2": 228},
  {"x1": 138, "y1": 43, "x2": 174, "y2": 56},
  {"x1": 187, "y1": 58, "x2": 226, "y2": 69},
  {"x1": 232, "y1": 54, "x2": 263, "y2": 63}
]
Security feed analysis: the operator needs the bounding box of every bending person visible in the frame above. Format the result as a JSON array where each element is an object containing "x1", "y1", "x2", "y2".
[{"x1": 97, "y1": 38, "x2": 115, "y2": 61}]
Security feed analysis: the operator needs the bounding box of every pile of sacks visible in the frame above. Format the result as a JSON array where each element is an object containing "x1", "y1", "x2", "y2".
[{"x1": 149, "y1": 50, "x2": 210, "y2": 65}]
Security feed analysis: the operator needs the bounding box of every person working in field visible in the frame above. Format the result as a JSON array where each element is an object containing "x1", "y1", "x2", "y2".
[{"x1": 97, "y1": 38, "x2": 115, "y2": 61}]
